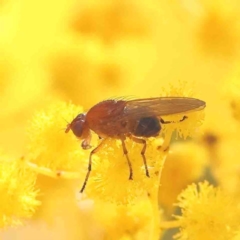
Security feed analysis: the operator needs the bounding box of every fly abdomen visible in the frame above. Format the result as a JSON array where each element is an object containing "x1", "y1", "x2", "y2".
[{"x1": 133, "y1": 117, "x2": 161, "y2": 137}]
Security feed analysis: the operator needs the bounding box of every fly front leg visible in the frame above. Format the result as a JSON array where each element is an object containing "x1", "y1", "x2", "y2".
[
  {"x1": 81, "y1": 134, "x2": 92, "y2": 150},
  {"x1": 130, "y1": 136, "x2": 150, "y2": 178},
  {"x1": 80, "y1": 138, "x2": 107, "y2": 193},
  {"x1": 121, "y1": 138, "x2": 133, "y2": 180}
]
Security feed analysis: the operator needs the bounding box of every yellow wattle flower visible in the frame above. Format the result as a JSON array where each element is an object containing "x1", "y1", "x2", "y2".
[
  {"x1": 174, "y1": 181, "x2": 240, "y2": 240},
  {"x1": 0, "y1": 152, "x2": 40, "y2": 228},
  {"x1": 26, "y1": 101, "x2": 88, "y2": 176}
]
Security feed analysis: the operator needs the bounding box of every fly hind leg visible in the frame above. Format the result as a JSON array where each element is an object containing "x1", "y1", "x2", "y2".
[
  {"x1": 130, "y1": 136, "x2": 150, "y2": 178},
  {"x1": 160, "y1": 115, "x2": 187, "y2": 124}
]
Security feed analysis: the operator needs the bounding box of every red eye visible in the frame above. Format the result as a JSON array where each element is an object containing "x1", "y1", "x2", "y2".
[
  {"x1": 71, "y1": 119, "x2": 84, "y2": 137},
  {"x1": 65, "y1": 113, "x2": 86, "y2": 138}
]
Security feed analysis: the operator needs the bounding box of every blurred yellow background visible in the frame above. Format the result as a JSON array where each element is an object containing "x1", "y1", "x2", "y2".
[{"x1": 1, "y1": 0, "x2": 237, "y2": 156}]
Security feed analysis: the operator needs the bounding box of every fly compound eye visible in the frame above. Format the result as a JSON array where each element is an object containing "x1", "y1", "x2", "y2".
[
  {"x1": 68, "y1": 113, "x2": 86, "y2": 138},
  {"x1": 71, "y1": 119, "x2": 84, "y2": 137}
]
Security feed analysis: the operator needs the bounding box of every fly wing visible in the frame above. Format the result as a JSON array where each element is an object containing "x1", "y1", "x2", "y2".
[{"x1": 123, "y1": 97, "x2": 206, "y2": 119}]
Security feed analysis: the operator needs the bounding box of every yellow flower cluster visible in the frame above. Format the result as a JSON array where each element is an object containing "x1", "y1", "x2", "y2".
[
  {"x1": 0, "y1": 152, "x2": 40, "y2": 228},
  {"x1": 175, "y1": 182, "x2": 240, "y2": 240},
  {"x1": 26, "y1": 101, "x2": 87, "y2": 174}
]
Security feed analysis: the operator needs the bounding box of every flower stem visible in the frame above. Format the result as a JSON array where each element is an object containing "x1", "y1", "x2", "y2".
[
  {"x1": 148, "y1": 151, "x2": 168, "y2": 239},
  {"x1": 159, "y1": 220, "x2": 181, "y2": 229},
  {"x1": 148, "y1": 135, "x2": 172, "y2": 240},
  {"x1": 25, "y1": 160, "x2": 81, "y2": 179}
]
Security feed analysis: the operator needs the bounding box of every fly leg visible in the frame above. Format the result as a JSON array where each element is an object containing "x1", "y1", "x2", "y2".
[
  {"x1": 160, "y1": 116, "x2": 187, "y2": 151},
  {"x1": 130, "y1": 136, "x2": 150, "y2": 178},
  {"x1": 121, "y1": 138, "x2": 133, "y2": 180},
  {"x1": 160, "y1": 115, "x2": 188, "y2": 124},
  {"x1": 80, "y1": 138, "x2": 107, "y2": 193}
]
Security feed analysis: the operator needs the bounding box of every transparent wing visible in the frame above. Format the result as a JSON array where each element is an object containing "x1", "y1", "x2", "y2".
[{"x1": 122, "y1": 97, "x2": 206, "y2": 120}]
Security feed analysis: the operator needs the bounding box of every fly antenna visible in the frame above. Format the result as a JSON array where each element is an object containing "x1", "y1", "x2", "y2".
[{"x1": 61, "y1": 116, "x2": 71, "y2": 133}]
